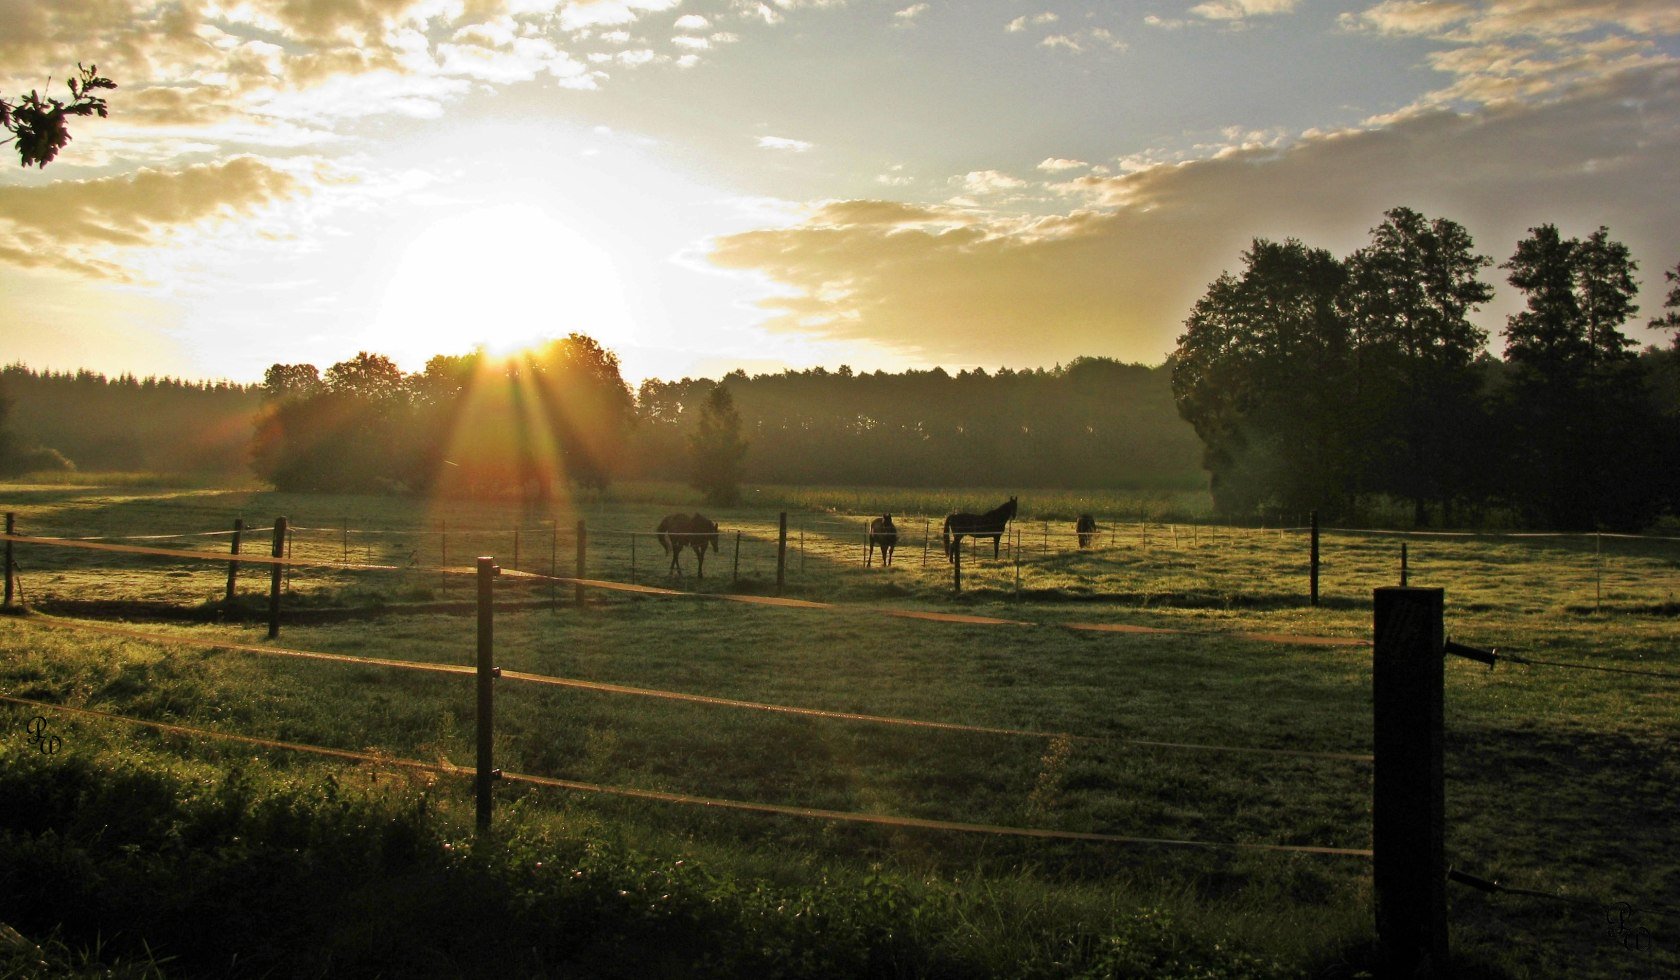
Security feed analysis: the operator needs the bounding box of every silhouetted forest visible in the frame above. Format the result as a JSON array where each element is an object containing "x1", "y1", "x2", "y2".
[
  {"x1": 1173, "y1": 209, "x2": 1680, "y2": 530},
  {"x1": 636, "y1": 359, "x2": 1201, "y2": 490},
  {"x1": 0, "y1": 352, "x2": 1204, "y2": 493},
  {"x1": 0, "y1": 365, "x2": 262, "y2": 475}
]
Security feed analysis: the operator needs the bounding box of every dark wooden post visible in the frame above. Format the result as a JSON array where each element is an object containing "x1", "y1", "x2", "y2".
[
  {"x1": 4, "y1": 512, "x2": 14, "y2": 609},
  {"x1": 921, "y1": 518, "x2": 930, "y2": 567},
  {"x1": 440, "y1": 520, "x2": 448, "y2": 597},
  {"x1": 476, "y1": 556, "x2": 500, "y2": 832},
  {"x1": 574, "y1": 520, "x2": 586, "y2": 606},
  {"x1": 267, "y1": 517, "x2": 287, "y2": 639},
  {"x1": 1372, "y1": 586, "x2": 1447, "y2": 975},
  {"x1": 225, "y1": 518, "x2": 243, "y2": 602},
  {"x1": 732, "y1": 531, "x2": 741, "y2": 583},
  {"x1": 1400, "y1": 542, "x2": 1409, "y2": 587},
  {"x1": 1309, "y1": 510, "x2": 1320, "y2": 607},
  {"x1": 630, "y1": 531, "x2": 638, "y2": 584},
  {"x1": 953, "y1": 535, "x2": 963, "y2": 594},
  {"x1": 776, "y1": 512, "x2": 788, "y2": 594},
  {"x1": 550, "y1": 522, "x2": 558, "y2": 605}
]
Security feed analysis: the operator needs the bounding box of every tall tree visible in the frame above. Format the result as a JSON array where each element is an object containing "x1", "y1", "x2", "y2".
[
  {"x1": 689, "y1": 383, "x2": 749, "y2": 507},
  {"x1": 1171, "y1": 238, "x2": 1353, "y2": 517},
  {"x1": 1502, "y1": 224, "x2": 1651, "y2": 528},
  {"x1": 1342, "y1": 207, "x2": 1494, "y2": 524}
]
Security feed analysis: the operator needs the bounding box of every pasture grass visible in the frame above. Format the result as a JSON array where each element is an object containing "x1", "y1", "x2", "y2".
[{"x1": 1, "y1": 480, "x2": 1678, "y2": 977}]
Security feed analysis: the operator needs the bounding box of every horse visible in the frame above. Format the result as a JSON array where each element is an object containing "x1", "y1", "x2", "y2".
[
  {"x1": 1076, "y1": 514, "x2": 1098, "y2": 549},
  {"x1": 656, "y1": 513, "x2": 720, "y2": 578},
  {"x1": 943, "y1": 496, "x2": 1017, "y2": 562},
  {"x1": 866, "y1": 514, "x2": 898, "y2": 567}
]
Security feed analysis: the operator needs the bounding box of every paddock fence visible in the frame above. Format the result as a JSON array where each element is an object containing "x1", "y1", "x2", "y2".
[{"x1": 4, "y1": 507, "x2": 1679, "y2": 972}]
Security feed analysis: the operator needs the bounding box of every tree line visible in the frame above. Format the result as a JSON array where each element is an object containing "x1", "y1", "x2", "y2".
[
  {"x1": 0, "y1": 366, "x2": 262, "y2": 477},
  {"x1": 1172, "y1": 207, "x2": 1680, "y2": 530},
  {"x1": 248, "y1": 344, "x2": 1203, "y2": 501}
]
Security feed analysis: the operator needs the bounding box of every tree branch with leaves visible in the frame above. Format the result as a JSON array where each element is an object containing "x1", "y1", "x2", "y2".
[{"x1": 2, "y1": 64, "x2": 116, "y2": 168}]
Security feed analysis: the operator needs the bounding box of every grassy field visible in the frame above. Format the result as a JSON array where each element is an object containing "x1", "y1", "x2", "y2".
[{"x1": 1, "y1": 479, "x2": 1677, "y2": 977}]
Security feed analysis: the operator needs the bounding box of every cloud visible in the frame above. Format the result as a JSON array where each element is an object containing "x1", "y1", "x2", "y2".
[
  {"x1": 894, "y1": 4, "x2": 928, "y2": 26},
  {"x1": 1038, "y1": 158, "x2": 1090, "y2": 172},
  {"x1": 758, "y1": 135, "x2": 814, "y2": 151},
  {"x1": 1040, "y1": 28, "x2": 1127, "y2": 53},
  {"x1": 1342, "y1": 0, "x2": 1680, "y2": 111},
  {"x1": 1006, "y1": 12, "x2": 1058, "y2": 32},
  {"x1": 0, "y1": 156, "x2": 307, "y2": 278},
  {"x1": 709, "y1": 65, "x2": 1680, "y2": 366},
  {"x1": 1191, "y1": 0, "x2": 1299, "y2": 22}
]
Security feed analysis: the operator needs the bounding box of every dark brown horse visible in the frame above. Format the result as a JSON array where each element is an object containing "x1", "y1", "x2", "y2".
[
  {"x1": 943, "y1": 496, "x2": 1017, "y2": 561},
  {"x1": 1076, "y1": 514, "x2": 1098, "y2": 549},
  {"x1": 656, "y1": 513, "x2": 720, "y2": 578},
  {"x1": 866, "y1": 514, "x2": 897, "y2": 567}
]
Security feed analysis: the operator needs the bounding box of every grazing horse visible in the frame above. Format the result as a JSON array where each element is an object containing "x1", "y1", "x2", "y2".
[
  {"x1": 1076, "y1": 514, "x2": 1098, "y2": 549},
  {"x1": 943, "y1": 496, "x2": 1017, "y2": 562},
  {"x1": 656, "y1": 513, "x2": 720, "y2": 578},
  {"x1": 867, "y1": 514, "x2": 898, "y2": 567}
]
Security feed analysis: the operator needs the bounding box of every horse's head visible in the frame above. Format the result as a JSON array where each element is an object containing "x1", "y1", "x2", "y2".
[
  {"x1": 695, "y1": 514, "x2": 719, "y2": 553},
  {"x1": 1005, "y1": 496, "x2": 1019, "y2": 520},
  {"x1": 882, "y1": 513, "x2": 894, "y2": 528}
]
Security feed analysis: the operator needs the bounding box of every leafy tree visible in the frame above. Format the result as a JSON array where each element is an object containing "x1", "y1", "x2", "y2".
[
  {"x1": 689, "y1": 383, "x2": 749, "y2": 507},
  {"x1": 1170, "y1": 238, "x2": 1353, "y2": 517},
  {"x1": 1342, "y1": 207, "x2": 1495, "y2": 524},
  {"x1": 1502, "y1": 224, "x2": 1652, "y2": 528},
  {"x1": 2, "y1": 64, "x2": 115, "y2": 168},
  {"x1": 520, "y1": 334, "x2": 635, "y2": 491},
  {"x1": 262, "y1": 363, "x2": 322, "y2": 401}
]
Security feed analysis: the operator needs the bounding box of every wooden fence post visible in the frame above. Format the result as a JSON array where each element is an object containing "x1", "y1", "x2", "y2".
[
  {"x1": 1372, "y1": 586, "x2": 1447, "y2": 974},
  {"x1": 4, "y1": 512, "x2": 14, "y2": 609},
  {"x1": 953, "y1": 535, "x2": 962, "y2": 594},
  {"x1": 1310, "y1": 510, "x2": 1320, "y2": 607},
  {"x1": 1400, "y1": 542, "x2": 1409, "y2": 587},
  {"x1": 922, "y1": 518, "x2": 930, "y2": 567},
  {"x1": 549, "y1": 522, "x2": 558, "y2": 606},
  {"x1": 732, "y1": 530, "x2": 741, "y2": 583},
  {"x1": 476, "y1": 556, "x2": 501, "y2": 833},
  {"x1": 575, "y1": 520, "x2": 586, "y2": 606},
  {"x1": 225, "y1": 518, "x2": 243, "y2": 602},
  {"x1": 776, "y1": 512, "x2": 788, "y2": 594},
  {"x1": 440, "y1": 520, "x2": 448, "y2": 597},
  {"x1": 630, "y1": 531, "x2": 637, "y2": 584},
  {"x1": 267, "y1": 517, "x2": 287, "y2": 639}
]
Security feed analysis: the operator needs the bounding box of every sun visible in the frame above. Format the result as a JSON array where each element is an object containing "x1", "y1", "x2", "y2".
[{"x1": 368, "y1": 203, "x2": 635, "y2": 363}]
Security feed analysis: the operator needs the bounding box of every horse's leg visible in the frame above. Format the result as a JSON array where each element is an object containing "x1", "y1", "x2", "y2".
[
  {"x1": 696, "y1": 545, "x2": 705, "y2": 580},
  {"x1": 993, "y1": 533, "x2": 1001, "y2": 559}
]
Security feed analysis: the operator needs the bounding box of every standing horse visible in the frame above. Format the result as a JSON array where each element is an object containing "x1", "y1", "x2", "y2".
[
  {"x1": 1076, "y1": 514, "x2": 1098, "y2": 549},
  {"x1": 866, "y1": 514, "x2": 898, "y2": 567},
  {"x1": 656, "y1": 513, "x2": 720, "y2": 578},
  {"x1": 943, "y1": 496, "x2": 1017, "y2": 562}
]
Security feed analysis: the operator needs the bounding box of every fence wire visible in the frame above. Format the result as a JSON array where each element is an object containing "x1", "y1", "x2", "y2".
[
  {"x1": 7, "y1": 613, "x2": 1373, "y2": 764},
  {"x1": 0, "y1": 693, "x2": 1372, "y2": 858}
]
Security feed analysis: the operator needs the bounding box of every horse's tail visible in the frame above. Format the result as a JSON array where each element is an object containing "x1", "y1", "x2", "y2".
[
  {"x1": 656, "y1": 517, "x2": 672, "y2": 554},
  {"x1": 941, "y1": 516, "x2": 952, "y2": 559}
]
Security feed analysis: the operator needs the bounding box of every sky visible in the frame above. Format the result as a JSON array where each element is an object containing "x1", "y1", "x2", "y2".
[{"x1": 2, "y1": 0, "x2": 1679, "y2": 386}]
